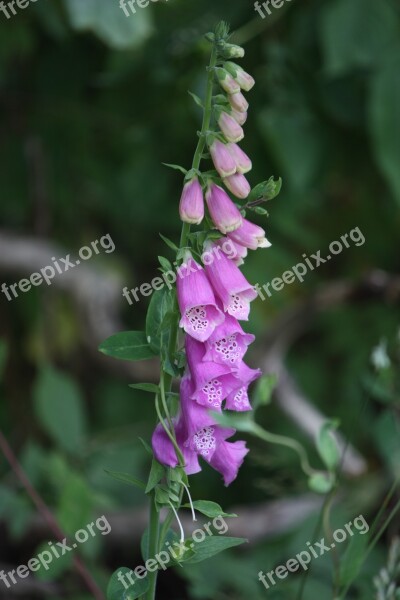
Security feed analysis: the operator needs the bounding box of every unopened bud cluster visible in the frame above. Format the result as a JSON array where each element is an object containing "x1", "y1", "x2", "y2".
[{"x1": 179, "y1": 35, "x2": 269, "y2": 254}]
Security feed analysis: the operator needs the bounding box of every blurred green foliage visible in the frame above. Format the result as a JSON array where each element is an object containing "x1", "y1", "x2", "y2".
[{"x1": 0, "y1": 0, "x2": 399, "y2": 598}]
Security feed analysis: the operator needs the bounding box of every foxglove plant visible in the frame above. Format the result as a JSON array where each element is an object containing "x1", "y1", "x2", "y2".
[{"x1": 100, "y1": 22, "x2": 289, "y2": 600}]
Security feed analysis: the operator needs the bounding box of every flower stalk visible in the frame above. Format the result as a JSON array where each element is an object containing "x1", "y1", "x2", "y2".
[
  {"x1": 144, "y1": 39, "x2": 219, "y2": 600},
  {"x1": 143, "y1": 19, "x2": 279, "y2": 599}
]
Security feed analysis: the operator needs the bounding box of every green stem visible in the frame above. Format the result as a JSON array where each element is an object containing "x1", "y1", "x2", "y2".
[
  {"x1": 144, "y1": 41, "x2": 218, "y2": 600},
  {"x1": 337, "y1": 493, "x2": 400, "y2": 600},
  {"x1": 159, "y1": 376, "x2": 175, "y2": 435},
  {"x1": 368, "y1": 476, "x2": 400, "y2": 540},
  {"x1": 252, "y1": 424, "x2": 317, "y2": 478},
  {"x1": 322, "y1": 492, "x2": 340, "y2": 594},
  {"x1": 192, "y1": 45, "x2": 217, "y2": 171},
  {"x1": 146, "y1": 493, "x2": 160, "y2": 600},
  {"x1": 295, "y1": 489, "x2": 336, "y2": 600}
]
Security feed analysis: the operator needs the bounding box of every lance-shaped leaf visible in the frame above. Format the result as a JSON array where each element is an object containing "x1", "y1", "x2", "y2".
[
  {"x1": 107, "y1": 567, "x2": 149, "y2": 600},
  {"x1": 105, "y1": 470, "x2": 146, "y2": 491},
  {"x1": 99, "y1": 331, "x2": 155, "y2": 361},
  {"x1": 185, "y1": 536, "x2": 247, "y2": 564},
  {"x1": 182, "y1": 500, "x2": 237, "y2": 518}
]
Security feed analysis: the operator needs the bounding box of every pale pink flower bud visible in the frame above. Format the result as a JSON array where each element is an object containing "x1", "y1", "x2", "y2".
[
  {"x1": 220, "y1": 43, "x2": 245, "y2": 59},
  {"x1": 223, "y1": 173, "x2": 251, "y2": 199},
  {"x1": 216, "y1": 68, "x2": 240, "y2": 94},
  {"x1": 230, "y1": 108, "x2": 247, "y2": 126},
  {"x1": 235, "y1": 68, "x2": 255, "y2": 92},
  {"x1": 179, "y1": 176, "x2": 204, "y2": 225},
  {"x1": 228, "y1": 218, "x2": 271, "y2": 250},
  {"x1": 224, "y1": 62, "x2": 255, "y2": 92},
  {"x1": 205, "y1": 183, "x2": 242, "y2": 234},
  {"x1": 218, "y1": 111, "x2": 244, "y2": 143},
  {"x1": 209, "y1": 139, "x2": 236, "y2": 178},
  {"x1": 227, "y1": 143, "x2": 252, "y2": 174},
  {"x1": 229, "y1": 92, "x2": 249, "y2": 113}
]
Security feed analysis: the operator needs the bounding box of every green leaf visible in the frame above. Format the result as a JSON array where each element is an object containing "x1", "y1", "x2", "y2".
[
  {"x1": 105, "y1": 470, "x2": 146, "y2": 491},
  {"x1": 247, "y1": 176, "x2": 282, "y2": 203},
  {"x1": 183, "y1": 500, "x2": 237, "y2": 519},
  {"x1": 107, "y1": 567, "x2": 149, "y2": 600},
  {"x1": 339, "y1": 531, "x2": 368, "y2": 586},
  {"x1": 308, "y1": 473, "x2": 335, "y2": 494},
  {"x1": 157, "y1": 311, "x2": 175, "y2": 334},
  {"x1": 141, "y1": 527, "x2": 187, "y2": 565},
  {"x1": 158, "y1": 483, "x2": 179, "y2": 503},
  {"x1": 33, "y1": 366, "x2": 87, "y2": 455},
  {"x1": 161, "y1": 351, "x2": 180, "y2": 378},
  {"x1": 138, "y1": 437, "x2": 153, "y2": 455},
  {"x1": 99, "y1": 331, "x2": 155, "y2": 362},
  {"x1": 158, "y1": 256, "x2": 173, "y2": 273},
  {"x1": 63, "y1": 0, "x2": 153, "y2": 50},
  {"x1": 146, "y1": 287, "x2": 174, "y2": 354},
  {"x1": 188, "y1": 91, "x2": 204, "y2": 108},
  {"x1": 185, "y1": 536, "x2": 247, "y2": 564},
  {"x1": 317, "y1": 420, "x2": 340, "y2": 471},
  {"x1": 169, "y1": 540, "x2": 196, "y2": 565},
  {"x1": 253, "y1": 207, "x2": 269, "y2": 216},
  {"x1": 129, "y1": 383, "x2": 159, "y2": 394},
  {"x1": 159, "y1": 233, "x2": 179, "y2": 252},
  {"x1": 162, "y1": 163, "x2": 187, "y2": 175},
  {"x1": 145, "y1": 459, "x2": 166, "y2": 494},
  {"x1": 168, "y1": 466, "x2": 185, "y2": 483},
  {"x1": 146, "y1": 529, "x2": 195, "y2": 566},
  {"x1": 369, "y1": 53, "x2": 400, "y2": 205},
  {"x1": 252, "y1": 374, "x2": 277, "y2": 410},
  {"x1": 362, "y1": 373, "x2": 395, "y2": 405},
  {"x1": 155, "y1": 486, "x2": 171, "y2": 507}
]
